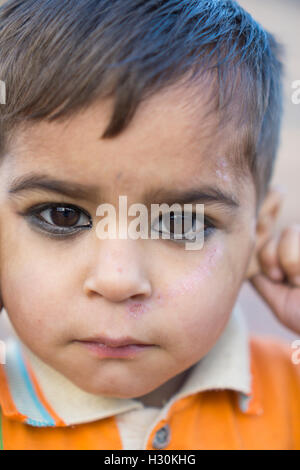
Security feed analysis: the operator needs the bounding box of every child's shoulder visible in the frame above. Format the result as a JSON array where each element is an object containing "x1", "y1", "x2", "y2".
[
  {"x1": 248, "y1": 334, "x2": 300, "y2": 396},
  {"x1": 249, "y1": 333, "x2": 299, "y2": 365}
]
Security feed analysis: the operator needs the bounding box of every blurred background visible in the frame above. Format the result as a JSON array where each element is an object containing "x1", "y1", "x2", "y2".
[{"x1": 0, "y1": 0, "x2": 299, "y2": 343}]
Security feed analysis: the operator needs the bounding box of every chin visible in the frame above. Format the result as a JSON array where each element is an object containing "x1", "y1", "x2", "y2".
[{"x1": 71, "y1": 378, "x2": 145, "y2": 398}]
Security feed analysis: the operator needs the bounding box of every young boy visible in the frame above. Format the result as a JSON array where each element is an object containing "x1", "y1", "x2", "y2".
[{"x1": 0, "y1": 0, "x2": 299, "y2": 450}]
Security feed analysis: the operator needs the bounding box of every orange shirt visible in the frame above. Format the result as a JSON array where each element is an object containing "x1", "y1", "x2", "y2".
[{"x1": 0, "y1": 333, "x2": 299, "y2": 450}]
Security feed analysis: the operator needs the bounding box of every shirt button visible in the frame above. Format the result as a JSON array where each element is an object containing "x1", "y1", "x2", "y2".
[{"x1": 152, "y1": 424, "x2": 171, "y2": 449}]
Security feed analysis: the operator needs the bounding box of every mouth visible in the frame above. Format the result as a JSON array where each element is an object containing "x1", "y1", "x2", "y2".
[
  {"x1": 75, "y1": 335, "x2": 154, "y2": 359},
  {"x1": 77, "y1": 335, "x2": 152, "y2": 348}
]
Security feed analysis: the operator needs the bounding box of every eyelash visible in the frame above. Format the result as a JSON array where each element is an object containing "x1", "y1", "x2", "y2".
[{"x1": 18, "y1": 203, "x2": 217, "y2": 243}]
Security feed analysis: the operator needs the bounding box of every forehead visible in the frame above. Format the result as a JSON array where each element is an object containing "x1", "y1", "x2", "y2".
[{"x1": 4, "y1": 82, "x2": 252, "y2": 206}]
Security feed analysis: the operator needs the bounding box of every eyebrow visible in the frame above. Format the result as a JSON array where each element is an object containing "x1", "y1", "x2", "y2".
[
  {"x1": 7, "y1": 172, "x2": 240, "y2": 210},
  {"x1": 8, "y1": 173, "x2": 100, "y2": 202},
  {"x1": 145, "y1": 187, "x2": 240, "y2": 210}
]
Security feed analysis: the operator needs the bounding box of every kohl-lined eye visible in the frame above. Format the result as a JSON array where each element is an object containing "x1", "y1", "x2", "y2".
[
  {"x1": 151, "y1": 210, "x2": 216, "y2": 242},
  {"x1": 20, "y1": 202, "x2": 92, "y2": 237}
]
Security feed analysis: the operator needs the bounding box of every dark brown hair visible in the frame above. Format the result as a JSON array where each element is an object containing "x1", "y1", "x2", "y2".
[{"x1": 0, "y1": 0, "x2": 284, "y2": 210}]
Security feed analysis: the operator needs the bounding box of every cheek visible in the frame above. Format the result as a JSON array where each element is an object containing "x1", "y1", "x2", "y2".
[
  {"x1": 168, "y1": 284, "x2": 230, "y2": 350},
  {"x1": 3, "y1": 269, "x2": 59, "y2": 344},
  {"x1": 166, "y1": 244, "x2": 223, "y2": 297},
  {"x1": 1, "y1": 239, "x2": 70, "y2": 344},
  {"x1": 155, "y1": 241, "x2": 241, "y2": 346}
]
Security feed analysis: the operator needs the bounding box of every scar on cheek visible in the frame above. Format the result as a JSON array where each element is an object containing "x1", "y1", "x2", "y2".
[
  {"x1": 166, "y1": 243, "x2": 224, "y2": 298},
  {"x1": 126, "y1": 243, "x2": 224, "y2": 317}
]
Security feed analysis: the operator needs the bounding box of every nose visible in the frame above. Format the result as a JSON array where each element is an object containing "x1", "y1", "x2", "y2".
[{"x1": 83, "y1": 239, "x2": 152, "y2": 303}]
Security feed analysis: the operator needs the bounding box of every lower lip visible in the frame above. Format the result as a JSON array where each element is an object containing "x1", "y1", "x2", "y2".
[{"x1": 78, "y1": 341, "x2": 153, "y2": 358}]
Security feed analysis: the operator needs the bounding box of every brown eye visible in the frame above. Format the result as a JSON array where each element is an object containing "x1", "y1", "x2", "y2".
[
  {"x1": 18, "y1": 203, "x2": 92, "y2": 238},
  {"x1": 160, "y1": 211, "x2": 203, "y2": 238},
  {"x1": 48, "y1": 207, "x2": 80, "y2": 227},
  {"x1": 35, "y1": 204, "x2": 91, "y2": 229},
  {"x1": 22, "y1": 203, "x2": 93, "y2": 238},
  {"x1": 152, "y1": 210, "x2": 215, "y2": 243}
]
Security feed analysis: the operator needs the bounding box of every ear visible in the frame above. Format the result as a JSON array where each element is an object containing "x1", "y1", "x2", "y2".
[{"x1": 245, "y1": 185, "x2": 286, "y2": 279}]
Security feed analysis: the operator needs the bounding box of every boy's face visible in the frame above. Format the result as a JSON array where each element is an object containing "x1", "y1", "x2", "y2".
[{"x1": 0, "y1": 84, "x2": 257, "y2": 399}]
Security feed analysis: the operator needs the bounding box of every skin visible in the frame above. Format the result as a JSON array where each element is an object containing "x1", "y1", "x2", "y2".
[
  {"x1": 249, "y1": 222, "x2": 300, "y2": 335},
  {"x1": 0, "y1": 83, "x2": 299, "y2": 407}
]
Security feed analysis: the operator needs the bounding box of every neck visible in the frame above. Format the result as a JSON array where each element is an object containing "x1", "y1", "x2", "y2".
[{"x1": 136, "y1": 367, "x2": 192, "y2": 408}]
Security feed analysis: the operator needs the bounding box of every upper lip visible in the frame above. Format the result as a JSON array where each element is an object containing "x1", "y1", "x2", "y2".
[{"x1": 77, "y1": 335, "x2": 151, "y2": 348}]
